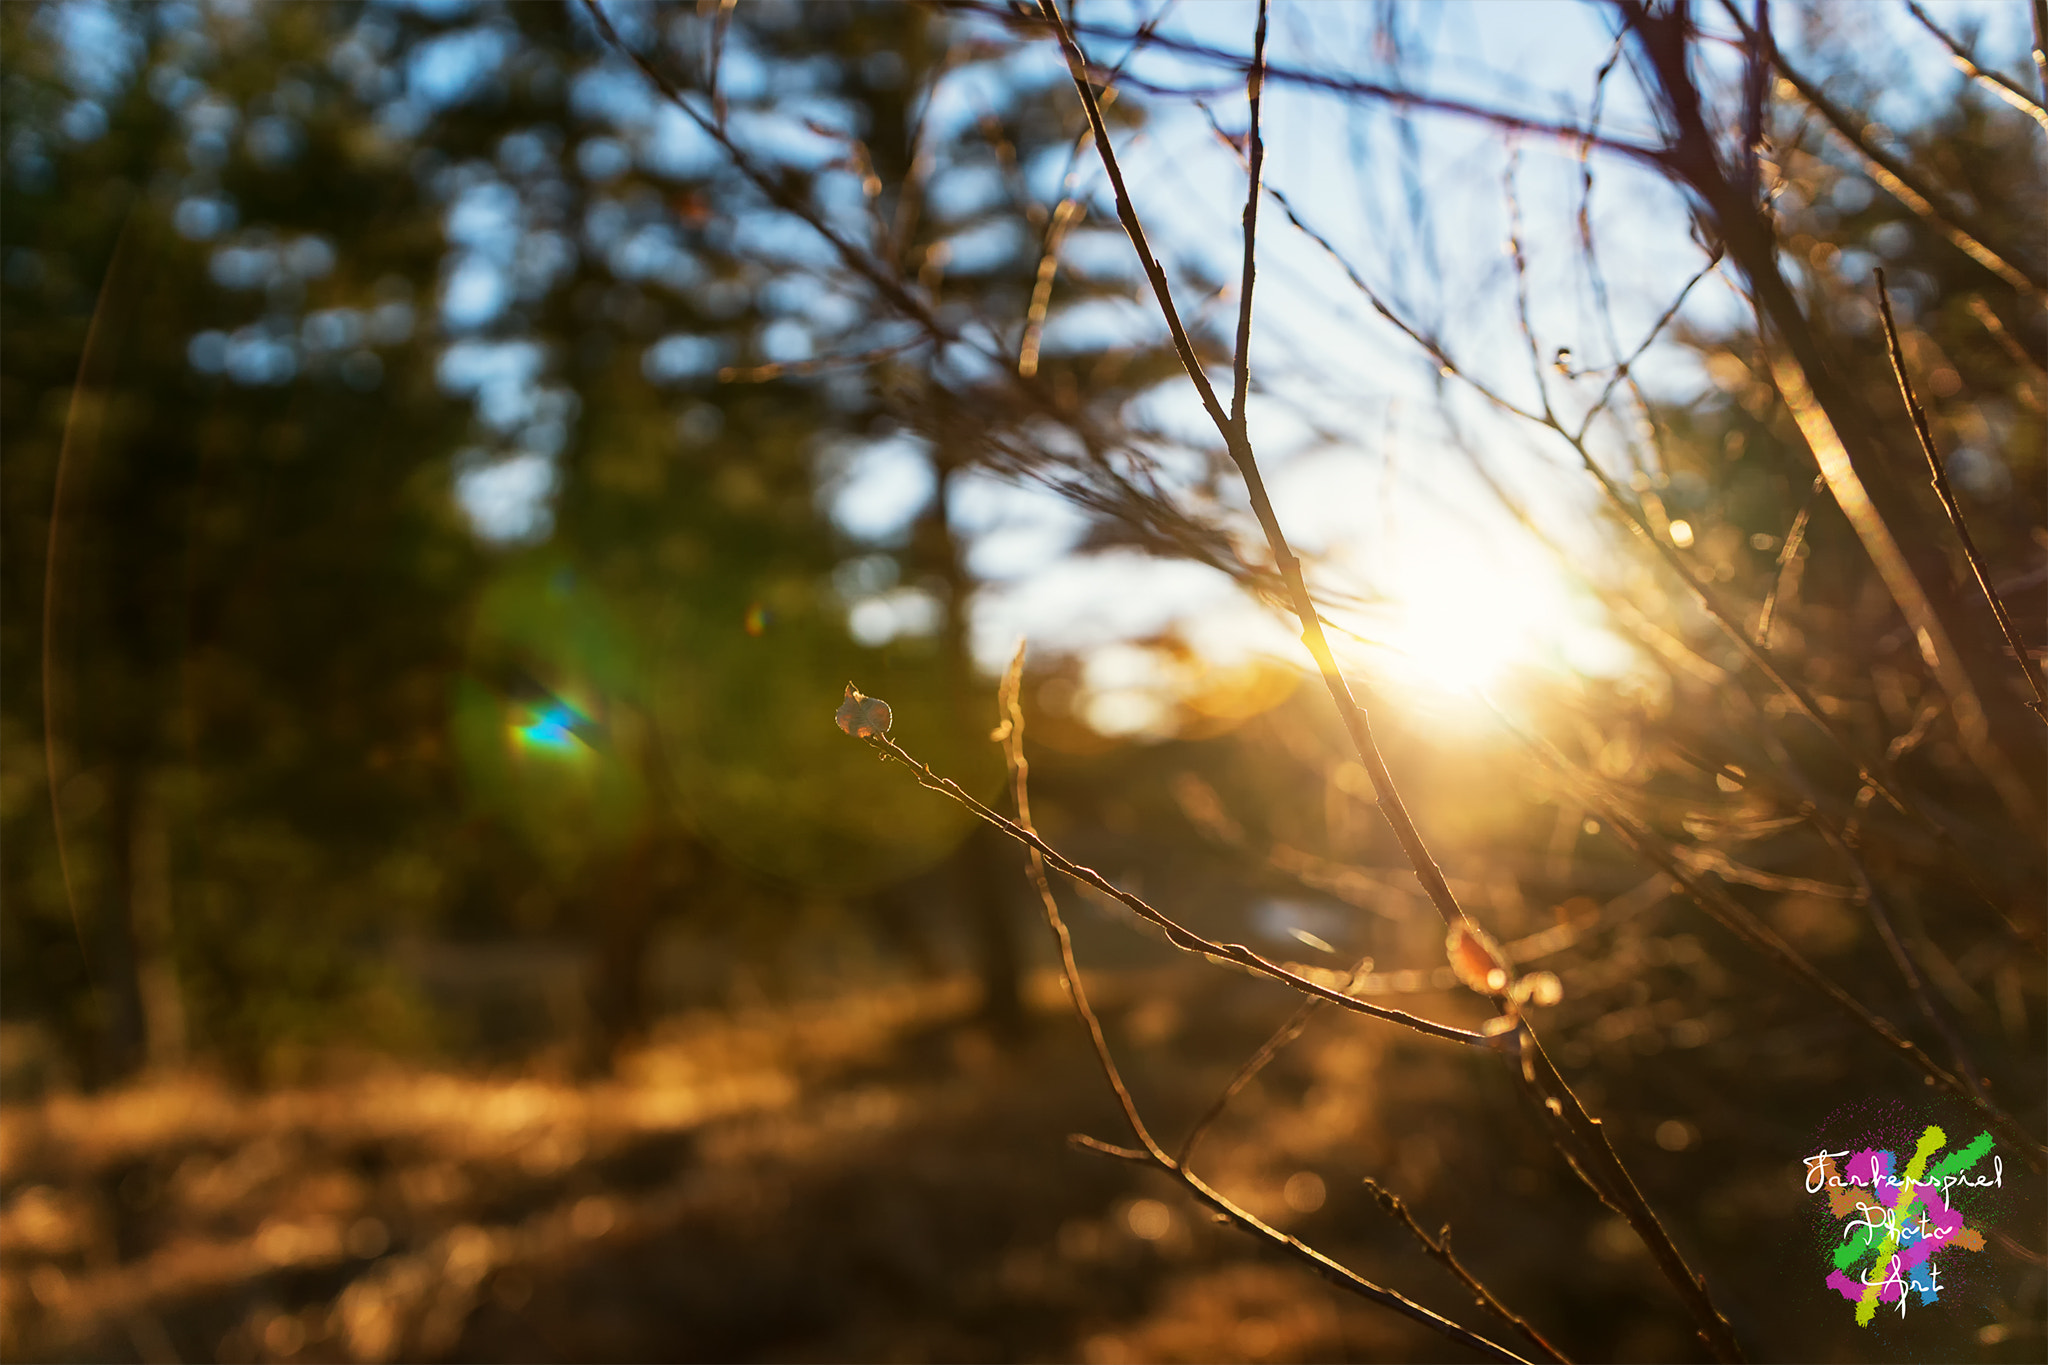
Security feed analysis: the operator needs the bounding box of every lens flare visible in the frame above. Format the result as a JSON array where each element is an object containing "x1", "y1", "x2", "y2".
[{"x1": 514, "y1": 703, "x2": 583, "y2": 752}]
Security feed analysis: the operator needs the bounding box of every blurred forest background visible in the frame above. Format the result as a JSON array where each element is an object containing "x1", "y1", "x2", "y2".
[{"x1": 1, "y1": 1, "x2": 2043, "y2": 1362}]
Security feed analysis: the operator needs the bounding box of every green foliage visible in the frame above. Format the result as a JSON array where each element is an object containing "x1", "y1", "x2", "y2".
[{"x1": 0, "y1": 0, "x2": 1121, "y2": 1071}]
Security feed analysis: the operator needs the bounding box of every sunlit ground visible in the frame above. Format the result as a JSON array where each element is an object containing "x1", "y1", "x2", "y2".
[
  {"x1": 6, "y1": 936, "x2": 2009, "y2": 1365},
  {"x1": 0, "y1": 970, "x2": 1512, "y2": 1365}
]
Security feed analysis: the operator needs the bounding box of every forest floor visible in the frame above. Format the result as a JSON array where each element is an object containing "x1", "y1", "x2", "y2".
[{"x1": 1, "y1": 961, "x2": 2038, "y2": 1364}]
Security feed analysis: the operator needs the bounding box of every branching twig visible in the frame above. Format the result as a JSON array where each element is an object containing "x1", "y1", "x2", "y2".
[
  {"x1": 994, "y1": 645, "x2": 1165, "y2": 1162},
  {"x1": 705, "y1": 0, "x2": 737, "y2": 131},
  {"x1": 1178, "y1": 994, "x2": 1320, "y2": 1169},
  {"x1": 858, "y1": 721, "x2": 1492, "y2": 1046},
  {"x1": 1363, "y1": 1179, "x2": 1572, "y2": 1365},
  {"x1": 1035, "y1": 5, "x2": 1746, "y2": 1353},
  {"x1": 1717, "y1": 0, "x2": 2046, "y2": 303},
  {"x1": 1227, "y1": 0, "x2": 1269, "y2": 441},
  {"x1": 988, "y1": 652, "x2": 1535, "y2": 1365},
  {"x1": 1489, "y1": 703, "x2": 2048, "y2": 1172},
  {"x1": 1261, "y1": 40, "x2": 2041, "y2": 942},
  {"x1": 939, "y1": 0, "x2": 1671, "y2": 170},
  {"x1": 1507, "y1": 1023, "x2": 1745, "y2": 1362},
  {"x1": 1038, "y1": 0, "x2": 1477, "y2": 938}
]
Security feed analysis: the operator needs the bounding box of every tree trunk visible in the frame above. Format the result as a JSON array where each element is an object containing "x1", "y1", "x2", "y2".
[
  {"x1": 931, "y1": 450, "x2": 1026, "y2": 1035},
  {"x1": 129, "y1": 772, "x2": 187, "y2": 1071}
]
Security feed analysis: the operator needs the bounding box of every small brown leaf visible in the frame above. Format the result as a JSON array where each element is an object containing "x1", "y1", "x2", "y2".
[
  {"x1": 835, "y1": 682, "x2": 892, "y2": 739},
  {"x1": 1446, "y1": 922, "x2": 1510, "y2": 996}
]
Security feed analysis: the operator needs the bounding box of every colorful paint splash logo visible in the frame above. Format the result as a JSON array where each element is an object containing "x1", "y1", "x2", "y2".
[{"x1": 1804, "y1": 1125, "x2": 2001, "y2": 1324}]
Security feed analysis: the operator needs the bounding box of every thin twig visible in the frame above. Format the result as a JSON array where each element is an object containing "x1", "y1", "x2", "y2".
[
  {"x1": 581, "y1": 1, "x2": 961, "y2": 364},
  {"x1": 1705, "y1": 690, "x2": 1992, "y2": 1096},
  {"x1": 1507, "y1": 1022, "x2": 1745, "y2": 1362},
  {"x1": 1754, "y1": 477, "x2": 1823, "y2": 648},
  {"x1": 705, "y1": 0, "x2": 737, "y2": 131},
  {"x1": 1489, "y1": 702, "x2": 2048, "y2": 1173},
  {"x1": 1178, "y1": 995, "x2": 1318, "y2": 1169},
  {"x1": 1228, "y1": 0, "x2": 1269, "y2": 439},
  {"x1": 1573, "y1": 250, "x2": 1725, "y2": 441},
  {"x1": 1815, "y1": 811, "x2": 1987, "y2": 1098},
  {"x1": 1504, "y1": 148, "x2": 1555, "y2": 421},
  {"x1": 860, "y1": 723, "x2": 1493, "y2": 1046},
  {"x1": 939, "y1": 0, "x2": 1671, "y2": 170},
  {"x1": 995, "y1": 644, "x2": 1166, "y2": 1162},
  {"x1": 2035, "y1": 0, "x2": 2048, "y2": 107},
  {"x1": 1018, "y1": 193, "x2": 1082, "y2": 378},
  {"x1": 717, "y1": 336, "x2": 931, "y2": 383},
  {"x1": 1875, "y1": 268, "x2": 2048, "y2": 723},
  {"x1": 1164, "y1": 1163, "x2": 1536, "y2": 1364},
  {"x1": 1738, "y1": 0, "x2": 1773, "y2": 201},
  {"x1": 1018, "y1": 2, "x2": 1179, "y2": 377},
  {"x1": 1363, "y1": 1179, "x2": 1572, "y2": 1365},
  {"x1": 1967, "y1": 294, "x2": 2047, "y2": 376}
]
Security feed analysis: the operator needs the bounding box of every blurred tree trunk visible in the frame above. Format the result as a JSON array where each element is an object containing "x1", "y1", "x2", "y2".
[
  {"x1": 98, "y1": 767, "x2": 189, "y2": 1081},
  {"x1": 583, "y1": 828, "x2": 658, "y2": 1072},
  {"x1": 95, "y1": 765, "x2": 145, "y2": 1082},
  {"x1": 582, "y1": 718, "x2": 701, "y2": 1073},
  {"x1": 129, "y1": 771, "x2": 187, "y2": 1071},
  {"x1": 931, "y1": 449, "x2": 1025, "y2": 1035}
]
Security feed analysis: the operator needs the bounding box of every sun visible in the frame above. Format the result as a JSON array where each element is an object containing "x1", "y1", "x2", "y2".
[{"x1": 1362, "y1": 524, "x2": 1576, "y2": 704}]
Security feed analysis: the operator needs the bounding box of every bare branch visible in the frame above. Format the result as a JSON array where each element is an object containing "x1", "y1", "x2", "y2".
[
  {"x1": 1228, "y1": 0, "x2": 1269, "y2": 438},
  {"x1": 1739, "y1": 1, "x2": 1773, "y2": 200},
  {"x1": 1035, "y1": 0, "x2": 1231, "y2": 433},
  {"x1": 1177, "y1": 995, "x2": 1317, "y2": 1169},
  {"x1": 996, "y1": 645, "x2": 1168, "y2": 1163},
  {"x1": 1170, "y1": 1163, "x2": 1537, "y2": 1364},
  {"x1": 1490, "y1": 702, "x2": 2048, "y2": 1172},
  {"x1": 941, "y1": 0, "x2": 1671, "y2": 170},
  {"x1": 1363, "y1": 1179, "x2": 1572, "y2": 1365},
  {"x1": 1904, "y1": 0, "x2": 2048, "y2": 133},
  {"x1": 1876, "y1": 269, "x2": 2048, "y2": 723},
  {"x1": 1038, "y1": 0, "x2": 1482, "y2": 938},
  {"x1": 1967, "y1": 294, "x2": 2048, "y2": 376},
  {"x1": 705, "y1": 0, "x2": 737, "y2": 131},
  {"x1": 856, "y1": 720, "x2": 1495, "y2": 1046},
  {"x1": 993, "y1": 656, "x2": 1536, "y2": 1365},
  {"x1": 1754, "y1": 476, "x2": 1824, "y2": 648},
  {"x1": 1718, "y1": 0, "x2": 2047, "y2": 302}
]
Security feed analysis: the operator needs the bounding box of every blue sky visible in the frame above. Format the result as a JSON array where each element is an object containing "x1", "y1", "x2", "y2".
[
  {"x1": 897, "y1": 0, "x2": 2038, "y2": 733},
  {"x1": 63, "y1": 0, "x2": 2022, "y2": 736}
]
